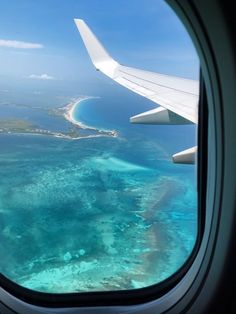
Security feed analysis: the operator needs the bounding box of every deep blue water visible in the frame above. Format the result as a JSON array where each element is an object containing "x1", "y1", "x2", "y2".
[
  {"x1": 74, "y1": 95, "x2": 197, "y2": 155},
  {"x1": 0, "y1": 91, "x2": 197, "y2": 292}
]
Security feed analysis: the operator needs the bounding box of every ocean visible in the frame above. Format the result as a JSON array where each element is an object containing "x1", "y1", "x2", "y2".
[{"x1": 0, "y1": 91, "x2": 197, "y2": 292}]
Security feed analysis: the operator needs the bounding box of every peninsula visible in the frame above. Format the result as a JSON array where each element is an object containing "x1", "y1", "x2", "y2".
[
  {"x1": 54, "y1": 96, "x2": 117, "y2": 137},
  {"x1": 0, "y1": 97, "x2": 118, "y2": 140}
]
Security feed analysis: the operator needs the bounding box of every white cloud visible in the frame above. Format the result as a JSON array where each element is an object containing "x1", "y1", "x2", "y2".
[
  {"x1": 0, "y1": 39, "x2": 43, "y2": 49},
  {"x1": 33, "y1": 91, "x2": 43, "y2": 95},
  {"x1": 29, "y1": 74, "x2": 55, "y2": 80}
]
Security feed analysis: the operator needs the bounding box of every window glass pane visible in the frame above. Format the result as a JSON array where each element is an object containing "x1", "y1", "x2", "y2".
[{"x1": 0, "y1": 0, "x2": 199, "y2": 293}]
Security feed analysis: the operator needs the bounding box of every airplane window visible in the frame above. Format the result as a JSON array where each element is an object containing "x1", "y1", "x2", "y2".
[{"x1": 0, "y1": 0, "x2": 199, "y2": 294}]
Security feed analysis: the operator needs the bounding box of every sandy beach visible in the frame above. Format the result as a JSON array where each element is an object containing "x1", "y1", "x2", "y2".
[
  {"x1": 64, "y1": 97, "x2": 93, "y2": 130},
  {"x1": 63, "y1": 97, "x2": 118, "y2": 137}
]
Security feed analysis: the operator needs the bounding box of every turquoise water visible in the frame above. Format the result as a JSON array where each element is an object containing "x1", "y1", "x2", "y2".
[{"x1": 0, "y1": 94, "x2": 197, "y2": 292}]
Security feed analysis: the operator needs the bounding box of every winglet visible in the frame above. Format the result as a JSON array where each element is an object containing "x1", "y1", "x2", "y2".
[{"x1": 74, "y1": 19, "x2": 118, "y2": 77}]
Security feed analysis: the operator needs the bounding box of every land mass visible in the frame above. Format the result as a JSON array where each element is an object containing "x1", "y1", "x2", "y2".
[
  {"x1": 0, "y1": 118, "x2": 78, "y2": 139},
  {"x1": 52, "y1": 97, "x2": 117, "y2": 138},
  {"x1": 0, "y1": 97, "x2": 118, "y2": 140}
]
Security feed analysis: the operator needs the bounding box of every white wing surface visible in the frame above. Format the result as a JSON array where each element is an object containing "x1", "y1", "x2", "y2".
[{"x1": 74, "y1": 19, "x2": 199, "y2": 163}]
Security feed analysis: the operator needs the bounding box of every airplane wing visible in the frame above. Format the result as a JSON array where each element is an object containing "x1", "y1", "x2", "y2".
[{"x1": 74, "y1": 19, "x2": 199, "y2": 164}]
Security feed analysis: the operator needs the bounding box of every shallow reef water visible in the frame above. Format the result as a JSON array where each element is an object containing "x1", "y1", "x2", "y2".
[{"x1": 0, "y1": 97, "x2": 197, "y2": 293}]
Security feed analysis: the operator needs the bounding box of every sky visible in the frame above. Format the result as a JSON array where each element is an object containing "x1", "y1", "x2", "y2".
[{"x1": 0, "y1": 0, "x2": 199, "y2": 94}]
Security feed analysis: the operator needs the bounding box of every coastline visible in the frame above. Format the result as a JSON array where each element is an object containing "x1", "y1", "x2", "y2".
[
  {"x1": 0, "y1": 131, "x2": 116, "y2": 141},
  {"x1": 63, "y1": 96, "x2": 118, "y2": 138},
  {"x1": 64, "y1": 96, "x2": 95, "y2": 130},
  {"x1": 0, "y1": 96, "x2": 118, "y2": 140}
]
